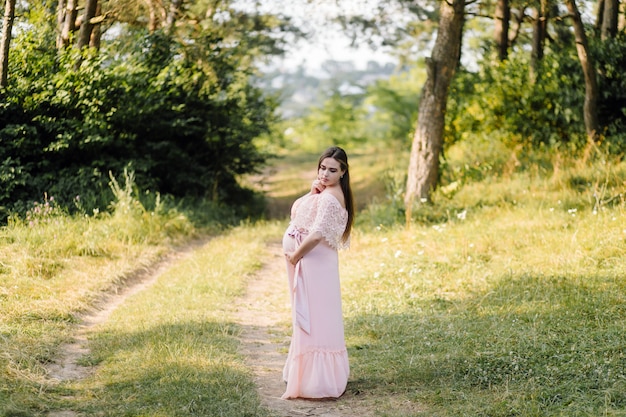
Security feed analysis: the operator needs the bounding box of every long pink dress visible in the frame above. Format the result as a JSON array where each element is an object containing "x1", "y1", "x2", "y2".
[{"x1": 281, "y1": 191, "x2": 350, "y2": 399}]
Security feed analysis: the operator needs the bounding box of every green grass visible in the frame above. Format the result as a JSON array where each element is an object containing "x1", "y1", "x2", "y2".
[
  {"x1": 0, "y1": 177, "x2": 237, "y2": 416},
  {"x1": 338, "y1": 149, "x2": 626, "y2": 416},
  {"x1": 57, "y1": 223, "x2": 282, "y2": 416},
  {"x1": 3, "y1": 144, "x2": 626, "y2": 416},
  {"x1": 342, "y1": 205, "x2": 626, "y2": 415},
  {"x1": 1, "y1": 216, "x2": 283, "y2": 416}
]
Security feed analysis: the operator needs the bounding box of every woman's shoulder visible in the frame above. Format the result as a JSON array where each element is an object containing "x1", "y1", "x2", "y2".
[{"x1": 320, "y1": 189, "x2": 346, "y2": 209}]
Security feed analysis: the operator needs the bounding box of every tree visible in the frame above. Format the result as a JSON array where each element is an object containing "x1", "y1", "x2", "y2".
[
  {"x1": 404, "y1": 0, "x2": 465, "y2": 219},
  {"x1": 530, "y1": 0, "x2": 549, "y2": 80},
  {"x1": 76, "y1": 0, "x2": 99, "y2": 49},
  {"x1": 0, "y1": 0, "x2": 16, "y2": 89},
  {"x1": 600, "y1": 0, "x2": 619, "y2": 40},
  {"x1": 565, "y1": 0, "x2": 599, "y2": 144},
  {"x1": 0, "y1": 0, "x2": 299, "y2": 219},
  {"x1": 57, "y1": 0, "x2": 78, "y2": 49},
  {"x1": 494, "y1": 0, "x2": 510, "y2": 60},
  {"x1": 165, "y1": 0, "x2": 182, "y2": 35}
]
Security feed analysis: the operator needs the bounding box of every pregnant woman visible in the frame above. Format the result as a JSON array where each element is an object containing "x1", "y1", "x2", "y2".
[{"x1": 282, "y1": 146, "x2": 355, "y2": 399}]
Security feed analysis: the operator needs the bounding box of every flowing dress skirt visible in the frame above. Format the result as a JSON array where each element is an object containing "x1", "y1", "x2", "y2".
[{"x1": 281, "y1": 229, "x2": 349, "y2": 399}]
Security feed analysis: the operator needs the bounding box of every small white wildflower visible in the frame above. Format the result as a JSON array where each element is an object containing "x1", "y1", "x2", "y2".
[
  {"x1": 568, "y1": 208, "x2": 577, "y2": 213},
  {"x1": 456, "y1": 210, "x2": 467, "y2": 220},
  {"x1": 381, "y1": 237, "x2": 388, "y2": 243},
  {"x1": 549, "y1": 207, "x2": 555, "y2": 212},
  {"x1": 374, "y1": 272, "x2": 380, "y2": 279},
  {"x1": 394, "y1": 250, "x2": 402, "y2": 258},
  {"x1": 417, "y1": 250, "x2": 424, "y2": 256}
]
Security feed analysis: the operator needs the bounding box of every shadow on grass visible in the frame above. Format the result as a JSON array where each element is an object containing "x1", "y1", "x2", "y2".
[
  {"x1": 344, "y1": 272, "x2": 626, "y2": 416},
  {"x1": 53, "y1": 320, "x2": 269, "y2": 417}
]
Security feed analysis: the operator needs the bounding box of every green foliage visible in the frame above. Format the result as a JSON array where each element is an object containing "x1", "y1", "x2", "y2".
[
  {"x1": 438, "y1": 133, "x2": 516, "y2": 194},
  {"x1": 284, "y1": 91, "x2": 368, "y2": 151},
  {"x1": 278, "y1": 63, "x2": 422, "y2": 152},
  {"x1": 447, "y1": 51, "x2": 587, "y2": 151},
  {"x1": 0, "y1": 3, "x2": 292, "y2": 223},
  {"x1": 363, "y1": 65, "x2": 424, "y2": 146},
  {"x1": 357, "y1": 167, "x2": 407, "y2": 228},
  {"x1": 592, "y1": 33, "x2": 626, "y2": 153}
]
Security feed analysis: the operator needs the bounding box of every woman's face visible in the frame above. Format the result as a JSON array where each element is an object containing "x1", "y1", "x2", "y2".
[{"x1": 318, "y1": 157, "x2": 345, "y2": 187}]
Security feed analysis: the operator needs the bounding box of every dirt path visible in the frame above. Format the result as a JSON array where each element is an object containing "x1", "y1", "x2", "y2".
[
  {"x1": 45, "y1": 238, "x2": 210, "y2": 417},
  {"x1": 46, "y1": 237, "x2": 375, "y2": 417},
  {"x1": 233, "y1": 241, "x2": 374, "y2": 417}
]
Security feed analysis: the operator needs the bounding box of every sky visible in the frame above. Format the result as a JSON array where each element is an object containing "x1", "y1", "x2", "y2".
[{"x1": 236, "y1": 0, "x2": 396, "y2": 72}]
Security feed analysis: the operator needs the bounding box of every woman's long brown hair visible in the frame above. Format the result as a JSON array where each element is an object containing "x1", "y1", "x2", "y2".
[{"x1": 318, "y1": 146, "x2": 354, "y2": 243}]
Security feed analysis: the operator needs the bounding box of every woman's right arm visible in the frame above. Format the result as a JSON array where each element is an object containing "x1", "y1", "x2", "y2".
[
  {"x1": 285, "y1": 230, "x2": 323, "y2": 265},
  {"x1": 310, "y1": 179, "x2": 325, "y2": 194}
]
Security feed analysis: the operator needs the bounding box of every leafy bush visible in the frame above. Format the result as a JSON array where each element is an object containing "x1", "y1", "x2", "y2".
[
  {"x1": 592, "y1": 33, "x2": 626, "y2": 154},
  {"x1": 447, "y1": 51, "x2": 587, "y2": 151},
  {"x1": 0, "y1": 29, "x2": 274, "y2": 223}
]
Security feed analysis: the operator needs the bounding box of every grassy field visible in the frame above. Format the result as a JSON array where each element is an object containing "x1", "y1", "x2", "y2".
[
  {"x1": 343, "y1": 184, "x2": 626, "y2": 416},
  {"x1": 2, "y1": 144, "x2": 626, "y2": 416}
]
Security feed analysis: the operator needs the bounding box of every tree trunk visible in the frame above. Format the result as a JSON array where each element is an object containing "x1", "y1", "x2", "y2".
[
  {"x1": 166, "y1": 0, "x2": 183, "y2": 35},
  {"x1": 404, "y1": 0, "x2": 465, "y2": 222},
  {"x1": 77, "y1": 0, "x2": 98, "y2": 49},
  {"x1": 89, "y1": 2, "x2": 103, "y2": 49},
  {"x1": 494, "y1": 0, "x2": 510, "y2": 60},
  {"x1": 508, "y1": 7, "x2": 525, "y2": 47},
  {"x1": 56, "y1": 0, "x2": 66, "y2": 49},
  {"x1": 565, "y1": 0, "x2": 600, "y2": 143},
  {"x1": 59, "y1": 0, "x2": 78, "y2": 49},
  {"x1": 0, "y1": 0, "x2": 16, "y2": 89},
  {"x1": 143, "y1": 0, "x2": 159, "y2": 32},
  {"x1": 601, "y1": 0, "x2": 619, "y2": 39},
  {"x1": 595, "y1": 0, "x2": 605, "y2": 33},
  {"x1": 530, "y1": 0, "x2": 548, "y2": 81}
]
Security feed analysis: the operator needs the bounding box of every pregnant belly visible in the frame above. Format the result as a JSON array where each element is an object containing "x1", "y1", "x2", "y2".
[{"x1": 282, "y1": 230, "x2": 296, "y2": 252}]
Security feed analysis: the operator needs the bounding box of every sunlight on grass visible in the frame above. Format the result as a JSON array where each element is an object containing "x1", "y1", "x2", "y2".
[
  {"x1": 4, "y1": 145, "x2": 626, "y2": 416},
  {"x1": 66, "y1": 222, "x2": 282, "y2": 416},
  {"x1": 0, "y1": 175, "x2": 195, "y2": 415},
  {"x1": 339, "y1": 158, "x2": 626, "y2": 415}
]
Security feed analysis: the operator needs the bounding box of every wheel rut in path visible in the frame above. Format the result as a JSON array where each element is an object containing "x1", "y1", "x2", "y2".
[
  {"x1": 45, "y1": 237, "x2": 211, "y2": 417},
  {"x1": 233, "y1": 241, "x2": 373, "y2": 417},
  {"x1": 45, "y1": 237, "x2": 381, "y2": 416}
]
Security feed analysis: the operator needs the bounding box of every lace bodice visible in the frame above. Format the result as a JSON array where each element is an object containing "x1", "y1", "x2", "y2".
[{"x1": 289, "y1": 192, "x2": 349, "y2": 249}]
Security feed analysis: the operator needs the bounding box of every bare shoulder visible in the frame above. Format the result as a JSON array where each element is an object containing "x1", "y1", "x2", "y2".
[{"x1": 322, "y1": 188, "x2": 345, "y2": 209}]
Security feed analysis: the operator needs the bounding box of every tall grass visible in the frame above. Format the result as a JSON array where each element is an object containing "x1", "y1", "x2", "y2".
[
  {"x1": 0, "y1": 172, "x2": 197, "y2": 415},
  {"x1": 3, "y1": 143, "x2": 626, "y2": 416},
  {"x1": 339, "y1": 144, "x2": 626, "y2": 416},
  {"x1": 246, "y1": 143, "x2": 626, "y2": 415},
  {"x1": 56, "y1": 222, "x2": 283, "y2": 416}
]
